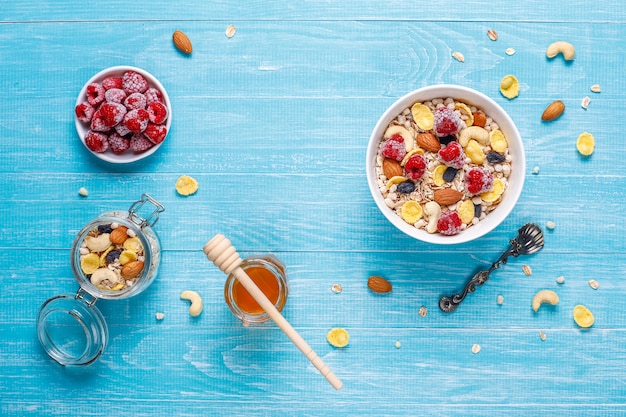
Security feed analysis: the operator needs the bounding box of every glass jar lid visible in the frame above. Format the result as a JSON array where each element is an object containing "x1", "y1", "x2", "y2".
[{"x1": 37, "y1": 290, "x2": 108, "y2": 366}]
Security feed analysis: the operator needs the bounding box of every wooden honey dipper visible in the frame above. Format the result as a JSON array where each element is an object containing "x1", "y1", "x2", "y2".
[{"x1": 203, "y1": 234, "x2": 343, "y2": 390}]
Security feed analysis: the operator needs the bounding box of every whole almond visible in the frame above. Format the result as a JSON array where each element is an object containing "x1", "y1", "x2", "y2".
[
  {"x1": 382, "y1": 158, "x2": 403, "y2": 179},
  {"x1": 172, "y1": 30, "x2": 193, "y2": 54},
  {"x1": 110, "y1": 226, "x2": 129, "y2": 245},
  {"x1": 368, "y1": 276, "x2": 392, "y2": 293},
  {"x1": 121, "y1": 260, "x2": 144, "y2": 279},
  {"x1": 416, "y1": 132, "x2": 441, "y2": 152},
  {"x1": 472, "y1": 112, "x2": 487, "y2": 127},
  {"x1": 433, "y1": 189, "x2": 464, "y2": 205},
  {"x1": 541, "y1": 100, "x2": 565, "y2": 121}
]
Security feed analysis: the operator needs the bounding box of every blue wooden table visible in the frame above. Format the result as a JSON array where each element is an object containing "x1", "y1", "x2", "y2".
[{"x1": 2, "y1": 1, "x2": 625, "y2": 416}]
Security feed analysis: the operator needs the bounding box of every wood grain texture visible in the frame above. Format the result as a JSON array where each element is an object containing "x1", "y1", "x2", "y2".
[{"x1": 1, "y1": 1, "x2": 626, "y2": 416}]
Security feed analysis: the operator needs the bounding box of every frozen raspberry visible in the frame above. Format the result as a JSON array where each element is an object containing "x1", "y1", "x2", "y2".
[
  {"x1": 84, "y1": 130, "x2": 109, "y2": 153},
  {"x1": 75, "y1": 102, "x2": 95, "y2": 123},
  {"x1": 437, "y1": 211, "x2": 463, "y2": 236},
  {"x1": 465, "y1": 168, "x2": 494, "y2": 195},
  {"x1": 381, "y1": 134, "x2": 406, "y2": 161},
  {"x1": 108, "y1": 132, "x2": 130, "y2": 154},
  {"x1": 86, "y1": 82, "x2": 105, "y2": 107},
  {"x1": 99, "y1": 102, "x2": 127, "y2": 127},
  {"x1": 90, "y1": 110, "x2": 109, "y2": 132},
  {"x1": 130, "y1": 133, "x2": 155, "y2": 153},
  {"x1": 434, "y1": 107, "x2": 463, "y2": 137},
  {"x1": 122, "y1": 71, "x2": 149, "y2": 94},
  {"x1": 102, "y1": 77, "x2": 123, "y2": 90},
  {"x1": 123, "y1": 109, "x2": 150, "y2": 133},
  {"x1": 124, "y1": 92, "x2": 147, "y2": 110},
  {"x1": 144, "y1": 87, "x2": 163, "y2": 104},
  {"x1": 105, "y1": 88, "x2": 127, "y2": 104},
  {"x1": 115, "y1": 122, "x2": 132, "y2": 137},
  {"x1": 144, "y1": 123, "x2": 167, "y2": 144},
  {"x1": 147, "y1": 102, "x2": 168, "y2": 124},
  {"x1": 404, "y1": 154, "x2": 427, "y2": 180},
  {"x1": 438, "y1": 141, "x2": 465, "y2": 169}
]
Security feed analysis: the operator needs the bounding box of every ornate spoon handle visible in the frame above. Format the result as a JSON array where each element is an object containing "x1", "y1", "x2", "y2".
[{"x1": 439, "y1": 223, "x2": 545, "y2": 313}]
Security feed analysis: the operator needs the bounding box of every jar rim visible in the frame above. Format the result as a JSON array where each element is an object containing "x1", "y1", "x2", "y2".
[{"x1": 37, "y1": 293, "x2": 108, "y2": 366}]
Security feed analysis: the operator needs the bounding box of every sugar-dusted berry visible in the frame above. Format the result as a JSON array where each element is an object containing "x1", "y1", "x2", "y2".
[
  {"x1": 85, "y1": 130, "x2": 109, "y2": 153},
  {"x1": 90, "y1": 110, "x2": 110, "y2": 132},
  {"x1": 438, "y1": 141, "x2": 465, "y2": 169},
  {"x1": 434, "y1": 107, "x2": 463, "y2": 137},
  {"x1": 381, "y1": 134, "x2": 406, "y2": 161},
  {"x1": 99, "y1": 102, "x2": 127, "y2": 127},
  {"x1": 437, "y1": 211, "x2": 463, "y2": 236},
  {"x1": 144, "y1": 123, "x2": 167, "y2": 144},
  {"x1": 144, "y1": 87, "x2": 163, "y2": 105},
  {"x1": 104, "y1": 88, "x2": 127, "y2": 104},
  {"x1": 123, "y1": 109, "x2": 150, "y2": 133},
  {"x1": 465, "y1": 168, "x2": 494, "y2": 195},
  {"x1": 102, "y1": 77, "x2": 123, "y2": 90},
  {"x1": 124, "y1": 92, "x2": 147, "y2": 110},
  {"x1": 130, "y1": 133, "x2": 155, "y2": 153},
  {"x1": 147, "y1": 101, "x2": 168, "y2": 124},
  {"x1": 115, "y1": 121, "x2": 131, "y2": 137},
  {"x1": 86, "y1": 82, "x2": 105, "y2": 106},
  {"x1": 122, "y1": 71, "x2": 149, "y2": 94},
  {"x1": 75, "y1": 102, "x2": 95, "y2": 123},
  {"x1": 404, "y1": 154, "x2": 427, "y2": 180},
  {"x1": 108, "y1": 132, "x2": 130, "y2": 154}
]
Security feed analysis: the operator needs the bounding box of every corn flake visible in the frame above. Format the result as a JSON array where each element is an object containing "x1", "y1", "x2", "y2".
[
  {"x1": 176, "y1": 175, "x2": 199, "y2": 196},
  {"x1": 411, "y1": 103, "x2": 435, "y2": 130},
  {"x1": 466, "y1": 139, "x2": 486, "y2": 164},
  {"x1": 401, "y1": 201, "x2": 423, "y2": 224},
  {"x1": 455, "y1": 102, "x2": 474, "y2": 126},
  {"x1": 456, "y1": 199, "x2": 475, "y2": 224},
  {"x1": 499, "y1": 74, "x2": 519, "y2": 99},
  {"x1": 481, "y1": 178, "x2": 505, "y2": 202},
  {"x1": 489, "y1": 129, "x2": 508, "y2": 154},
  {"x1": 576, "y1": 132, "x2": 595, "y2": 156},
  {"x1": 573, "y1": 305, "x2": 594, "y2": 328},
  {"x1": 432, "y1": 165, "x2": 447, "y2": 186},
  {"x1": 386, "y1": 175, "x2": 408, "y2": 189},
  {"x1": 327, "y1": 328, "x2": 350, "y2": 348}
]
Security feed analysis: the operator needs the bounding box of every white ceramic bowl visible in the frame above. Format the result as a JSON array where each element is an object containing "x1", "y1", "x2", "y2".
[
  {"x1": 366, "y1": 84, "x2": 525, "y2": 244},
  {"x1": 74, "y1": 66, "x2": 172, "y2": 164}
]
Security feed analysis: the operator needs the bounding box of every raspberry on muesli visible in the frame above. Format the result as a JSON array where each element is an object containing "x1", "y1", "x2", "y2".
[{"x1": 375, "y1": 97, "x2": 512, "y2": 236}]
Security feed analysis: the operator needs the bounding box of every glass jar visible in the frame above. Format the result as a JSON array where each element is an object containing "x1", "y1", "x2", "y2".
[
  {"x1": 224, "y1": 255, "x2": 288, "y2": 326},
  {"x1": 37, "y1": 194, "x2": 164, "y2": 366}
]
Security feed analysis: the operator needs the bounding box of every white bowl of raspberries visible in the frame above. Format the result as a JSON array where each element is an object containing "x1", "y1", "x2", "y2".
[
  {"x1": 74, "y1": 66, "x2": 171, "y2": 163},
  {"x1": 366, "y1": 85, "x2": 525, "y2": 244}
]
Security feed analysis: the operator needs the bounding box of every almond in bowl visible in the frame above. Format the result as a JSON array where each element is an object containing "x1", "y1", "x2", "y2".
[
  {"x1": 366, "y1": 85, "x2": 525, "y2": 245},
  {"x1": 74, "y1": 66, "x2": 172, "y2": 164}
]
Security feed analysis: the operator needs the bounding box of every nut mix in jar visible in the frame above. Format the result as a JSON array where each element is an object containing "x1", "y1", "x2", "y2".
[{"x1": 374, "y1": 97, "x2": 512, "y2": 236}]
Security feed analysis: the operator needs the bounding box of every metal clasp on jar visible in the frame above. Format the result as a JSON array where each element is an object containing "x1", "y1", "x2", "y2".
[{"x1": 127, "y1": 194, "x2": 165, "y2": 228}]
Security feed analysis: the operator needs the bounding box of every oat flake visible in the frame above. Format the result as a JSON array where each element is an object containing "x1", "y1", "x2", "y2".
[
  {"x1": 472, "y1": 344, "x2": 481, "y2": 354},
  {"x1": 225, "y1": 24, "x2": 237, "y2": 38},
  {"x1": 452, "y1": 51, "x2": 465, "y2": 62},
  {"x1": 505, "y1": 48, "x2": 516, "y2": 56},
  {"x1": 331, "y1": 283, "x2": 343, "y2": 293}
]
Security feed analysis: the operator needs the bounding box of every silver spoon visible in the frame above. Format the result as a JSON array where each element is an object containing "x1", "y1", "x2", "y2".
[{"x1": 439, "y1": 223, "x2": 545, "y2": 313}]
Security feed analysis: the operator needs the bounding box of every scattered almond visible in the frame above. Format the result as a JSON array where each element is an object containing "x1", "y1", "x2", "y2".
[
  {"x1": 416, "y1": 132, "x2": 441, "y2": 152},
  {"x1": 541, "y1": 100, "x2": 565, "y2": 121},
  {"x1": 382, "y1": 158, "x2": 403, "y2": 179},
  {"x1": 121, "y1": 260, "x2": 144, "y2": 279},
  {"x1": 172, "y1": 30, "x2": 193, "y2": 54},
  {"x1": 110, "y1": 226, "x2": 129, "y2": 245},
  {"x1": 367, "y1": 276, "x2": 392, "y2": 293},
  {"x1": 433, "y1": 189, "x2": 464, "y2": 205}
]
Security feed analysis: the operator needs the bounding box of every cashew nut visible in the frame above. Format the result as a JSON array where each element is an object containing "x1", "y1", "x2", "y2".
[
  {"x1": 531, "y1": 289, "x2": 559, "y2": 312},
  {"x1": 546, "y1": 41, "x2": 575, "y2": 61},
  {"x1": 90, "y1": 267, "x2": 120, "y2": 287},
  {"x1": 84, "y1": 234, "x2": 112, "y2": 252},
  {"x1": 458, "y1": 126, "x2": 489, "y2": 147},
  {"x1": 180, "y1": 290, "x2": 203, "y2": 317},
  {"x1": 424, "y1": 201, "x2": 441, "y2": 234}
]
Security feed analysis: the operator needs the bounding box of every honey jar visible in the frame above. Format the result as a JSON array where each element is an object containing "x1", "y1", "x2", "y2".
[
  {"x1": 37, "y1": 194, "x2": 164, "y2": 366},
  {"x1": 224, "y1": 255, "x2": 288, "y2": 326}
]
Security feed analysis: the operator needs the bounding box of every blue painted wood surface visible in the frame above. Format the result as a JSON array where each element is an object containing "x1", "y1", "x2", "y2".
[{"x1": 1, "y1": 1, "x2": 625, "y2": 416}]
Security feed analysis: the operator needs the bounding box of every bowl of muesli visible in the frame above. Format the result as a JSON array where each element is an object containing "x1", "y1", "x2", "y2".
[{"x1": 366, "y1": 85, "x2": 524, "y2": 244}]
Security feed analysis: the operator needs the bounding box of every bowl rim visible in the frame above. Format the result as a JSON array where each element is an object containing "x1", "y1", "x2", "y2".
[
  {"x1": 74, "y1": 65, "x2": 172, "y2": 164},
  {"x1": 366, "y1": 84, "x2": 525, "y2": 244}
]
